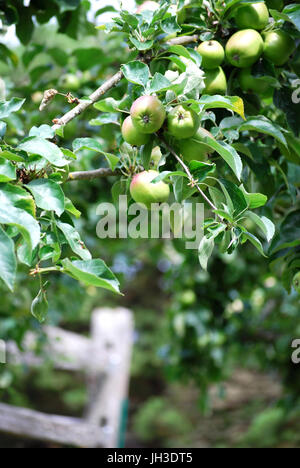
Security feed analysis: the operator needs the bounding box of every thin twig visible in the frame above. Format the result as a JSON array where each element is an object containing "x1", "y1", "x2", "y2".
[
  {"x1": 167, "y1": 34, "x2": 199, "y2": 46},
  {"x1": 52, "y1": 70, "x2": 124, "y2": 131},
  {"x1": 67, "y1": 167, "x2": 118, "y2": 181},
  {"x1": 160, "y1": 136, "x2": 219, "y2": 213}
]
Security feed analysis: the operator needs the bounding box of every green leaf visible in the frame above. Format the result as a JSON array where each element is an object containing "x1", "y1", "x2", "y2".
[
  {"x1": 269, "y1": 210, "x2": 300, "y2": 254},
  {"x1": 0, "y1": 149, "x2": 25, "y2": 162},
  {"x1": 93, "y1": 97, "x2": 123, "y2": 112},
  {"x1": 0, "y1": 226, "x2": 17, "y2": 291},
  {"x1": 129, "y1": 38, "x2": 154, "y2": 51},
  {"x1": 0, "y1": 184, "x2": 40, "y2": 252},
  {"x1": 31, "y1": 289, "x2": 48, "y2": 323},
  {"x1": 26, "y1": 179, "x2": 65, "y2": 217},
  {"x1": 53, "y1": 0, "x2": 80, "y2": 12},
  {"x1": 0, "y1": 97, "x2": 25, "y2": 119},
  {"x1": 167, "y1": 45, "x2": 192, "y2": 59},
  {"x1": 282, "y1": 4, "x2": 300, "y2": 32},
  {"x1": 0, "y1": 43, "x2": 18, "y2": 66},
  {"x1": 189, "y1": 161, "x2": 216, "y2": 183},
  {"x1": 0, "y1": 157, "x2": 16, "y2": 182},
  {"x1": 239, "y1": 116, "x2": 287, "y2": 148},
  {"x1": 65, "y1": 198, "x2": 81, "y2": 218},
  {"x1": 161, "y1": 17, "x2": 181, "y2": 34},
  {"x1": 198, "y1": 235, "x2": 214, "y2": 270},
  {"x1": 240, "y1": 186, "x2": 267, "y2": 209},
  {"x1": 18, "y1": 137, "x2": 69, "y2": 167},
  {"x1": 140, "y1": 140, "x2": 153, "y2": 170},
  {"x1": 246, "y1": 212, "x2": 275, "y2": 243},
  {"x1": 72, "y1": 137, "x2": 119, "y2": 170},
  {"x1": 200, "y1": 95, "x2": 245, "y2": 119},
  {"x1": 121, "y1": 61, "x2": 150, "y2": 87},
  {"x1": 29, "y1": 124, "x2": 55, "y2": 139},
  {"x1": 198, "y1": 135, "x2": 243, "y2": 180},
  {"x1": 218, "y1": 179, "x2": 248, "y2": 216},
  {"x1": 0, "y1": 184, "x2": 36, "y2": 217},
  {"x1": 62, "y1": 258, "x2": 122, "y2": 295},
  {"x1": 89, "y1": 113, "x2": 119, "y2": 126},
  {"x1": 149, "y1": 73, "x2": 171, "y2": 94},
  {"x1": 242, "y1": 231, "x2": 267, "y2": 257},
  {"x1": 57, "y1": 221, "x2": 91, "y2": 261}
]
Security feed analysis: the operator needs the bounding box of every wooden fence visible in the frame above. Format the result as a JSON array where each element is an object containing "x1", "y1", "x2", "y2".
[{"x1": 0, "y1": 307, "x2": 134, "y2": 448}]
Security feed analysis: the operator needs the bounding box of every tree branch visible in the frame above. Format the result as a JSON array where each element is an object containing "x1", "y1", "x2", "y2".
[
  {"x1": 52, "y1": 70, "x2": 124, "y2": 131},
  {"x1": 51, "y1": 36, "x2": 199, "y2": 131},
  {"x1": 67, "y1": 167, "x2": 118, "y2": 182},
  {"x1": 167, "y1": 34, "x2": 199, "y2": 46}
]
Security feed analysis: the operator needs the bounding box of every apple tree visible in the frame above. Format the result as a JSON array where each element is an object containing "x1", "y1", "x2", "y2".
[{"x1": 0, "y1": 0, "x2": 299, "y2": 413}]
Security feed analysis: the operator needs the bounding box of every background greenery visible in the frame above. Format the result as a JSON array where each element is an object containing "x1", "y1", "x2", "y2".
[{"x1": 0, "y1": 0, "x2": 299, "y2": 448}]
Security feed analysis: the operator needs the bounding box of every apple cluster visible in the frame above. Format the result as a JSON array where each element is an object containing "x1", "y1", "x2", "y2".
[{"x1": 197, "y1": 1, "x2": 295, "y2": 95}]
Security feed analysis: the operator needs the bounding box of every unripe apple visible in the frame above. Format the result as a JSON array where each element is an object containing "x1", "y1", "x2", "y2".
[
  {"x1": 179, "y1": 127, "x2": 215, "y2": 162},
  {"x1": 197, "y1": 40, "x2": 225, "y2": 69},
  {"x1": 226, "y1": 29, "x2": 264, "y2": 68},
  {"x1": 137, "y1": 1, "x2": 159, "y2": 13},
  {"x1": 203, "y1": 67, "x2": 227, "y2": 95},
  {"x1": 293, "y1": 272, "x2": 300, "y2": 294},
  {"x1": 121, "y1": 116, "x2": 150, "y2": 146},
  {"x1": 179, "y1": 289, "x2": 197, "y2": 306},
  {"x1": 234, "y1": 2, "x2": 269, "y2": 30},
  {"x1": 263, "y1": 30, "x2": 295, "y2": 66},
  {"x1": 59, "y1": 73, "x2": 80, "y2": 91},
  {"x1": 130, "y1": 170, "x2": 170, "y2": 210},
  {"x1": 151, "y1": 146, "x2": 162, "y2": 168},
  {"x1": 238, "y1": 68, "x2": 269, "y2": 94},
  {"x1": 130, "y1": 95, "x2": 166, "y2": 134},
  {"x1": 167, "y1": 105, "x2": 200, "y2": 139}
]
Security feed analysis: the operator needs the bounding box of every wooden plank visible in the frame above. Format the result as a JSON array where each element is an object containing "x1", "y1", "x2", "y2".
[
  {"x1": 0, "y1": 403, "x2": 104, "y2": 448},
  {"x1": 86, "y1": 308, "x2": 134, "y2": 448},
  {"x1": 6, "y1": 326, "x2": 103, "y2": 372}
]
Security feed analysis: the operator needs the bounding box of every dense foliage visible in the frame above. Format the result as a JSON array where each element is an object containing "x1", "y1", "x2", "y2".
[{"x1": 0, "y1": 0, "x2": 299, "y2": 447}]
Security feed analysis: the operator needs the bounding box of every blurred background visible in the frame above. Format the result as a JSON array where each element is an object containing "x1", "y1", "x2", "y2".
[{"x1": 0, "y1": 0, "x2": 299, "y2": 448}]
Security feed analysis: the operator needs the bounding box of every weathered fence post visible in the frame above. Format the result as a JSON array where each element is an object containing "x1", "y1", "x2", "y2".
[
  {"x1": 86, "y1": 307, "x2": 134, "y2": 448},
  {"x1": 0, "y1": 307, "x2": 134, "y2": 448}
]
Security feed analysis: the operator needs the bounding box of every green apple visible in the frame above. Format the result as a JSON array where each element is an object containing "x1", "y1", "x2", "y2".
[
  {"x1": 263, "y1": 30, "x2": 295, "y2": 66},
  {"x1": 179, "y1": 290, "x2": 197, "y2": 306},
  {"x1": 167, "y1": 105, "x2": 199, "y2": 139},
  {"x1": 179, "y1": 127, "x2": 215, "y2": 163},
  {"x1": 293, "y1": 272, "x2": 300, "y2": 294},
  {"x1": 197, "y1": 40, "x2": 225, "y2": 69},
  {"x1": 238, "y1": 68, "x2": 269, "y2": 94},
  {"x1": 130, "y1": 170, "x2": 170, "y2": 210},
  {"x1": 121, "y1": 116, "x2": 150, "y2": 146},
  {"x1": 59, "y1": 73, "x2": 80, "y2": 91},
  {"x1": 266, "y1": 0, "x2": 284, "y2": 10},
  {"x1": 226, "y1": 29, "x2": 264, "y2": 68},
  {"x1": 137, "y1": 1, "x2": 159, "y2": 13},
  {"x1": 234, "y1": 2, "x2": 269, "y2": 30},
  {"x1": 203, "y1": 67, "x2": 227, "y2": 95},
  {"x1": 150, "y1": 146, "x2": 162, "y2": 168},
  {"x1": 130, "y1": 95, "x2": 166, "y2": 134}
]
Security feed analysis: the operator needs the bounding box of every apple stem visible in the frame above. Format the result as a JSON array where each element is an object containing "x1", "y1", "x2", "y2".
[{"x1": 159, "y1": 136, "x2": 222, "y2": 217}]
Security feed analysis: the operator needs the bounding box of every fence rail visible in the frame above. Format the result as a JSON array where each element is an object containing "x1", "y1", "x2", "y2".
[{"x1": 0, "y1": 307, "x2": 134, "y2": 448}]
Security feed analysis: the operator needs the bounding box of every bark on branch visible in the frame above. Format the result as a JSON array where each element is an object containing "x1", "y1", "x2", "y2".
[
  {"x1": 68, "y1": 167, "x2": 119, "y2": 181},
  {"x1": 52, "y1": 70, "x2": 124, "y2": 131}
]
